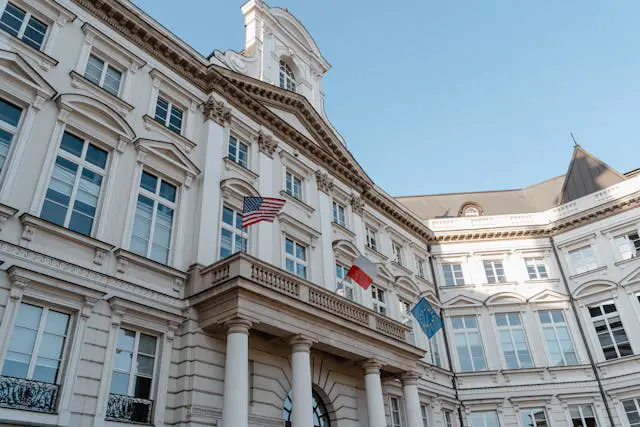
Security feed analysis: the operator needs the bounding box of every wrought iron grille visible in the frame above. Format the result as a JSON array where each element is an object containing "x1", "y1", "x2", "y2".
[
  {"x1": 106, "y1": 393, "x2": 153, "y2": 424},
  {"x1": 0, "y1": 375, "x2": 59, "y2": 412}
]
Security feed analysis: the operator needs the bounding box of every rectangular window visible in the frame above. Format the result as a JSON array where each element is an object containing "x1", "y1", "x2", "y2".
[
  {"x1": 365, "y1": 226, "x2": 378, "y2": 251},
  {"x1": 451, "y1": 315, "x2": 486, "y2": 372},
  {"x1": 495, "y1": 313, "x2": 533, "y2": 369},
  {"x1": 399, "y1": 298, "x2": 415, "y2": 344},
  {"x1": 154, "y1": 96, "x2": 183, "y2": 134},
  {"x1": 0, "y1": 2, "x2": 48, "y2": 50},
  {"x1": 130, "y1": 170, "x2": 177, "y2": 264},
  {"x1": 525, "y1": 258, "x2": 548, "y2": 280},
  {"x1": 421, "y1": 405, "x2": 429, "y2": 427},
  {"x1": 428, "y1": 334, "x2": 441, "y2": 367},
  {"x1": 519, "y1": 408, "x2": 548, "y2": 427},
  {"x1": 614, "y1": 231, "x2": 640, "y2": 261},
  {"x1": 392, "y1": 241, "x2": 403, "y2": 265},
  {"x1": 371, "y1": 285, "x2": 386, "y2": 315},
  {"x1": 41, "y1": 131, "x2": 107, "y2": 236},
  {"x1": 285, "y1": 237, "x2": 307, "y2": 279},
  {"x1": 588, "y1": 302, "x2": 633, "y2": 360},
  {"x1": 390, "y1": 397, "x2": 402, "y2": 427},
  {"x1": 2, "y1": 302, "x2": 70, "y2": 384},
  {"x1": 416, "y1": 258, "x2": 426, "y2": 278},
  {"x1": 219, "y1": 206, "x2": 247, "y2": 259},
  {"x1": 227, "y1": 135, "x2": 249, "y2": 169},
  {"x1": 483, "y1": 260, "x2": 506, "y2": 283},
  {"x1": 569, "y1": 246, "x2": 598, "y2": 275},
  {"x1": 335, "y1": 263, "x2": 355, "y2": 301},
  {"x1": 285, "y1": 170, "x2": 303, "y2": 200},
  {"x1": 0, "y1": 97, "x2": 22, "y2": 173},
  {"x1": 538, "y1": 310, "x2": 578, "y2": 366},
  {"x1": 84, "y1": 54, "x2": 122, "y2": 97},
  {"x1": 469, "y1": 411, "x2": 499, "y2": 427},
  {"x1": 622, "y1": 398, "x2": 640, "y2": 427},
  {"x1": 332, "y1": 201, "x2": 346, "y2": 227},
  {"x1": 442, "y1": 264, "x2": 465, "y2": 287},
  {"x1": 569, "y1": 404, "x2": 597, "y2": 427},
  {"x1": 444, "y1": 411, "x2": 453, "y2": 427}
]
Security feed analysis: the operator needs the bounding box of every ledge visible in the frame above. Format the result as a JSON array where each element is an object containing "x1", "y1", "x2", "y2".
[
  {"x1": 391, "y1": 261, "x2": 413, "y2": 276},
  {"x1": 279, "y1": 190, "x2": 314, "y2": 217},
  {"x1": 3, "y1": 34, "x2": 58, "y2": 70},
  {"x1": 69, "y1": 71, "x2": 134, "y2": 114},
  {"x1": 19, "y1": 213, "x2": 114, "y2": 265},
  {"x1": 0, "y1": 203, "x2": 18, "y2": 231},
  {"x1": 143, "y1": 114, "x2": 196, "y2": 153},
  {"x1": 331, "y1": 220, "x2": 355, "y2": 238},
  {"x1": 524, "y1": 278, "x2": 560, "y2": 285},
  {"x1": 569, "y1": 265, "x2": 607, "y2": 280},
  {"x1": 480, "y1": 281, "x2": 517, "y2": 287},
  {"x1": 223, "y1": 157, "x2": 259, "y2": 182},
  {"x1": 365, "y1": 246, "x2": 388, "y2": 262},
  {"x1": 114, "y1": 248, "x2": 187, "y2": 292},
  {"x1": 596, "y1": 353, "x2": 640, "y2": 368},
  {"x1": 614, "y1": 256, "x2": 640, "y2": 267}
]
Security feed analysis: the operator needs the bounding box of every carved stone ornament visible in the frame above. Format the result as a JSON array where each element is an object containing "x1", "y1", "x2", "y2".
[
  {"x1": 315, "y1": 170, "x2": 334, "y2": 194},
  {"x1": 350, "y1": 193, "x2": 365, "y2": 216},
  {"x1": 203, "y1": 96, "x2": 231, "y2": 125},
  {"x1": 257, "y1": 130, "x2": 278, "y2": 156}
]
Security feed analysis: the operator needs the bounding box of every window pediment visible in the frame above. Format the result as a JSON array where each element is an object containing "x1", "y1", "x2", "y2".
[
  {"x1": 442, "y1": 295, "x2": 483, "y2": 309},
  {"x1": 572, "y1": 280, "x2": 618, "y2": 300},
  {"x1": 220, "y1": 177, "x2": 259, "y2": 210},
  {"x1": 134, "y1": 138, "x2": 200, "y2": 187},
  {"x1": 0, "y1": 49, "x2": 56, "y2": 101},
  {"x1": 81, "y1": 23, "x2": 145, "y2": 72},
  {"x1": 621, "y1": 265, "x2": 640, "y2": 288},
  {"x1": 149, "y1": 68, "x2": 202, "y2": 109},
  {"x1": 527, "y1": 289, "x2": 569, "y2": 304},
  {"x1": 279, "y1": 212, "x2": 320, "y2": 247},
  {"x1": 395, "y1": 275, "x2": 420, "y2": 297},
  {"x1": 332, "y1": 239, "x2": 359, "y2": 261},
  {"x1": 484, "y1": 292, "x2": 526, "y2": 307}
]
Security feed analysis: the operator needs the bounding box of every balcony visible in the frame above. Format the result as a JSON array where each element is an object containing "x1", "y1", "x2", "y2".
[
  {"x1": 105, "y1": 393, "x2": 153, "y2": 424},
  {"x1": 188, "y1": 252, "x2": 424, "y2": 372},
  {"x1": 0, "y1": 376, "x2": 58, "y2": 413}
]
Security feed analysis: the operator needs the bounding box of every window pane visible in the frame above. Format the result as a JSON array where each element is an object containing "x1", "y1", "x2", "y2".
[
  {"x1": 84, "y1": 55, "x2": 104, "y2": 86},
  {"x1": 37, "y1": 333, "x2": 65, "y2": 359},
  {"x1": 138, "y1": 334, "x2": 156, "y2": 355},
  {"x1": 0, "y1": 3, "x2": 25, "y2": 37},
  {"x1": 140, "y1": 171, "x2": 157, "y2": 193},
  {"x1": 41, "y1": 156, "x2": 78, "y2": 226},
  {"x1": 131, "y1": 195, "x2": 154, "y2": 256},
  {"x1": 2, "y1": 351, "x2": 31, "y2": 378},
  {"x1": 151, "y1": 204, "x2": 173, "y2": 263},
  {"x1": 110, "y1": 371, "x2": 130, "y2": 395},
  {"x1": 133, "y1": 375, "x2": 152, "y2": 399},
  {"x1": 168, "y1": 106, "x2": 183, "y2": 133},
  {"x1": 32, "y1": 356, "x2": 60, "y2": 383},
  {"x1": 69, "y1": 168, "x2": 103, "y2": 235},
  {"x1": 136, "y1": 354, "x2": 154, "y2": 376},
  {"x1": 22, "y1": 15, "x2": 47, "y2": 50},
  {"x1": 0, "y1": 129, "x2": 13, "y2": 172},
  {"x1": 85, "y1": 144, "x2": 108, "y2": 169},
  {"x1": 154, "y1": 97, "x2": 169, "y2": 124},
  {"x1": 59, "y1": 132, "x2": 84, "y2": 157},
  {"x1": 0, "y1": 98, "x2": 22, "y2": 127},
  {"x1": 103, "y1": 66, "x2": 122, "y2": 96},
  {"x1": 285, "y1": 238, "x2": 294, "y2": 255},
  {"x1": 117, "y1": 329, "x2": 136, "y2": 352},
  {"x1": 159, "y1": 180, "x2": 176, "y2": 202}
]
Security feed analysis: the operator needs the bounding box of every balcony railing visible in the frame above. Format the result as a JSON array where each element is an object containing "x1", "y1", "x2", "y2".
[
  {"x1": 105, "y1": 393, "x2": 153, "y2": 424},
  {"x1": 0, "y1": 375, "x2": 59, "y2": 412},
  {"x1": 194, "y1": 252, "x2": 412, "y2": 343}
]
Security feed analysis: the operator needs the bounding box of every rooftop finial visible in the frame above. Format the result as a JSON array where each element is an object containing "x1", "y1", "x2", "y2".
[{"x1": 570, "y1": 132, "x2": 579, "y2": 147}]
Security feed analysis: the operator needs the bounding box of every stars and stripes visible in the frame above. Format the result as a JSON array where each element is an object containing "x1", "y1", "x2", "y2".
[{"x1": 241, "y1": 196, "x2": 286, "y2": 227}]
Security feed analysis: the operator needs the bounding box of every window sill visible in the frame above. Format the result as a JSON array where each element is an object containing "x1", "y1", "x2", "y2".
[
  {"x1": 440, "y1": 283, "x2": 475, "y2": 290},
  {"x1": 19, "y1": 213, "x2": 114, "y2": 265},
  {"x1": 331, "y1": 220, "x2": 355, "y2": 238},
  {"x1": 365, "y1": 246, "x2": 387, "y2": 262},
  {"x1": 523, "y1": 278, "x2": 560, "y2": 285},
  {"x1": 2, "y1": 33, "x2": 58, "y2": 70},
  {"x1": 69, "y1": 71, "x2": 134, "y2": 114},
  {"x1": 614, "y1": 256, "x2": 640, "y2": 267},
  {"x1": 481, "y1": 281, "x2": 516, "y2": 286},
  {"x1": 114, "y1": 248, "x2": 187, "y2": 292},
  {"x1": 596, "y1": 353, "x2": 640, "y2": 368},
  {"x1": 0, "y1": 407, "x2": 59, "y2": 426},
  {"x1": 391, "y1": 261, "x2": 413, "y2": 276},
  {"x1": 143, "y1": 115, "x2": 196, "y2": 153},
  {"x1": 0, "y1": 202, "x2": 18, "y2": 231},
  {"x1": 223, "y1": 157, "x2": 258, "y2": 182},
  {"x1": 569, "y1": 265, "x2": 607, "y2": 280},
  {"x1": 279, "y1": 190, "x2": 314, "y2": 217}
]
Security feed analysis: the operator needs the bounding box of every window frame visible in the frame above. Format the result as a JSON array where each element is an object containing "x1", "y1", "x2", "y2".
[
  {"x1": 568, "y1": 404, "x2": 597, "y2": 427},
  {"x1": 227, "y1": 134, "x2": 249, "y2": 169},
  {"x1": 0, "y1": 96, "x2": 24, "y2": 178},
  {"x1": 614, "y1": 231, "x2": 640, "y2": 261},
  {"x1": 569, "y1": 246, "x2": 598, "y2": 275},
  {"x1": 389, "y1": 396, "x2": 403, "y2": 427},
  {"x1": 332, "y1": 200, "x2": 347, "y2": 227},
  {"x1": 469, "y1": 410, "x2": 500, "y2": 427},
  {"x1": 519, "y1": 407, "x2": 549, "y2": 427},
  {"x1": 84, "y1": 53, "x2": 123, "y2": 97},
  {"x1": 371, "y1": 285, "x2": 387, "y2": 316},
  {"x1": 451, "y1": 315, "x2": 487, "y2": 372},
  {"x1": 442, "y1": 263, "x2": 465, "y2": 287},
  {"x1": 525, "y1": 258, "x2": 548, "y2": 280},
  {"x1": 622, "y1": 398, "x2": 640, "y2": 427},
  {"x1": 219, "y1": 204, "x2": 247, "y2": 260},
  {"x1": 284, "y1": 236, "x2": 308, "y2": 280},
  {"x1": 494, "y1": 312, "x2": 534, "y2": 369},
  {"x1": 153, "y1": 94, "x2": 184, "y2": 135},
  {"x1": 421, "y1": 404, "x2": 429, "y2": 427},
  {"x1": 537, "y1": 309, "x2": 579, "y2": 366},
  {"x1": 279, "y1": 59, "x2": 296, "y2": 92},
  {"x1": 365, "y1": 225, "x2": 378, "y2": 251},
  {"x1": 0, "y1": 1, "x2": 49, "y2": 51},
  {"x1": 392, "y1": 240, "x2": 404, "y2": 265},
  {"x1": 335, "y1": 262, "x2": 355, "y2": 301},
  {"x1": 483, "y1": 259, "x2": 507, "y2": 284},
  {"x1": 444, "y1": 410, "x2": 454, "y2": 427},
  {"x1": 416, "y1": 257, "x2": 426, "y2": 279},
  {"x1": 588, "y1": 301, "x2": 633, "y2": 360},
  {"x1": 285, "y1": 169, "x2": 304, "y2": 201},
  {"x1": 109, "y1": 327, "x2": 159, "y2": 400}
]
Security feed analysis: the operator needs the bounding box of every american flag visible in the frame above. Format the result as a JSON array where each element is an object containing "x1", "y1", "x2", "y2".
[{"x1": 241, "y1": 196, "x2": 286, "y2": 227}]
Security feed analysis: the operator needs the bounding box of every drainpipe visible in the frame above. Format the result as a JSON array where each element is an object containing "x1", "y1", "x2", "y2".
[
  {"x1": 428, "y1": 246, "x2": 465, "y2": 427},
  {"x1": 549, "y1": 236, "x2": 616, "y2": 427}
]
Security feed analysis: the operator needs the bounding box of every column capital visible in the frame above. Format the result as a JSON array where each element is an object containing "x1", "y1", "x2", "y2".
[
  {"x1": 290, "y1": 335, "x2": 314, "y2": 353},
  {"x1": 362, "y1": 359, "x2": 382, "y2": 375},
  {"x1": 400, "y1": 371, "x2": 421, "y2": 386},
  {"x1": 225, "y1": 318, "x2": 252, "y2": 335}
]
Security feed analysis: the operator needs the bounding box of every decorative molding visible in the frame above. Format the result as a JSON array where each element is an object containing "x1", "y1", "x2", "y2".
[
  {"x1": 0, "y1": 203, "x2": 19, "y2": 232},
  {"x1": 349, "y1": 193, "x2": 365, "y2": 216},
  {"x1": 203, "y1": 96, "x2": 231, "y2": 125},
  {"x1": 257, "y1": 130, "x2": 278, "y2": 156},
  {"x1": 315, "y1": 170, "x2": 334, "y2": 194}
]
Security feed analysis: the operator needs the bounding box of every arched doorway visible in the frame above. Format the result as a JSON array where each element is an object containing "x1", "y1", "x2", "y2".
[{"x1": 281, "y1": 390, "x2": 331, "y2": 427}]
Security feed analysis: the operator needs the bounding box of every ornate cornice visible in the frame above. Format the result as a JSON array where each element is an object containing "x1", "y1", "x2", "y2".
[
  {"x1": 257, "y1": 130, "x2": 278, "y2": 156},
  {"x1": 315, "y1": 170, "x2": 334, "y2": 194},
  {"x1": 350, "y1": 193, "x2": 365, "y2": 216},
  {"x1": 202, "y1": 96, "x2": 231, "y2": 125}
]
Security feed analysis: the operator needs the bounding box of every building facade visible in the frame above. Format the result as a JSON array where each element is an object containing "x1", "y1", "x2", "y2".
[{"x1": 0, "y1": 0, "x2": 637, "y2": 426}]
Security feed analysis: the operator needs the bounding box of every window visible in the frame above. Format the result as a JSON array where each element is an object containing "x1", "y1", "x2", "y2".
[
  {"x1": 332, "y1": 201, "x2": 346, "y2": 227},
  {"x1": 130, "y1": 171, "x2": 177, "y2": 264},
  {"x1": 569, "y1": 404, "x2": 597, "y2": 427},
  {"x1": 390, "y1": 397, "x2": 402, "y2": 427},
  {"x1": 0, "y1": 97, "x2": 22, "y2": 173},
  {"x1": 520, "y1": 408, "x2": 548, "y2": 427},
  {"x1": 282, "y1": 390, "x2": 331, "y2": 427},
  {"x1": 371, "y1": 285, "x2": 386, "y2": 315},
  {"x1": 525, "y1": 258, "x2": 548, "y2": 280},
  {"x1": 0, "y1": 2, "x2": 47, "y2": 50},
  {"x1": 392, "y1": 241, "x2": 403, "y2": 265},
  {"x1": 421, "y1": 405, "x2": 429, "y2": 427},
  {"x1": 365, "y1": 226, "x2": 378, "y2": 251},
  {"x1": 399, "y1": 298, "x2": 415, "y2": 343},
  {"x1": 2, "y1": 302, "x2": 70, "y2": 384},
  {"x1": 428, "y1": 333, "x2": 441, "y2": 367},
  {"x1": 588, "y1": 302, "x2": 633, "y2": 360},
  {"x1": 614, "y1": 231, "x2": 640, "y2": 261},
  {"x1": 335, "y1": 263, "x2": 355, "y2": 301},
  {"x1": 451, "y1": 316, "x2": 486, "y2": 372},
  {"x1": 219, "y1": 206, "x2": 246, "y2": 259},
  {"x1": 41, "y1": 131, "x2": 107, "y2": 236},
  {"x1": 444, "y1": 411, "x2": 453, "y2": 427},
  {"x1": 285, "y1": 237, "x2": 307, "y2": 279},
  {"x1": 495, "y1": 313, "x2": 533, "y2": 369},
  {"x1": 462, "y1": 206, "x2": 480, "y2": 217},
  {"x1": 84, "y1": 54, "x2": 122, "y2": 97},
  {"x1": 483, "y1": 260, "x2": 506, "y2": 283},
  {"x1": 442, "y1": 264, "x2": 465, "y2": 287},
  {"x1": 154, "y1": 96, "x2": 183, "y2": 134},
  {"x1": 108, "y1": 328, "x2": 157, "y2": 423},
  {"x1": 416, "y1": 257, "x2": 426, "y2": 278},
  {"x1": 279, "y1": 59, "x2": 296, "y2": 91},
  {"x1": 469, "y1": 411, "x2": 499, "y2": 427},
  {"x1": 622, "y1": 398, "x2": 640, "y2": 427},
  {"x1": 569, "y1": 246, "x2": 598, "y2": 275},
  {"x1": 285, "y1": 170, "x2": 303, "y2": 200},
  {"x1": 227, "y1": 135, "x2": 249, "y2": 169},
  {"x1": 538, "y1": 310, "x2": 578, "y2": 366}
]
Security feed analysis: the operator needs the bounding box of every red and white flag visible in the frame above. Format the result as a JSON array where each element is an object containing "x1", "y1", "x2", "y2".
[{"x1": 346, "y1": 255, "x2": 378, "y2": 290}]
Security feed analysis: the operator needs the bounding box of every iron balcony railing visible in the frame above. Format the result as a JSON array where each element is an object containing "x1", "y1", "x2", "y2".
[
  {"x1": 105, "y1": 393, "x2": 153, "y2": 424},
  {"x1": 0, "y1": 375, "x2": 59, "y2": 413}
]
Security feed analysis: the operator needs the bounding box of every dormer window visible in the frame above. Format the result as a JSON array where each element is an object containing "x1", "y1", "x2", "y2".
[
  {"x1": 460, "y1": 203, "x2": 482, "y2": 217},
  {"x1": 279, "y1": 59, "x2": 296, "y2": 91},
  {"x1": 0, "y1": 2, "x2": 48, "y2": 51}
]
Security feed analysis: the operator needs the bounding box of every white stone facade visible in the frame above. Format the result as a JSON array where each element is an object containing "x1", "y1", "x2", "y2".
[{"x1": 0, "y1": 0, "x2": 636, "y2": 426}]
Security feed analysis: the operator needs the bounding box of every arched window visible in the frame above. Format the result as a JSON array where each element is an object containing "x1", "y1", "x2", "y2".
[
  {"x1": 459, "y1": 203, "x2": 482, "y2": 217},
  {"x1": 282, "y1": 390, "x2": 331, "y2": 427},
  {"x1": 279, "y1": 59, "x2": 296, "y2": 92}
]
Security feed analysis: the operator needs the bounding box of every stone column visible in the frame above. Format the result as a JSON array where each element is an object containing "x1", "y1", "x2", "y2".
[
  {"x1": 402, "y1": 372, "x2": 423, "y2": 427},
  {"x1": 222, "y1": 318, "x2": 252, "y2": 427},
  {"x1": 363, "y1": 359, "x2": 386, "y2": 427},
  {"x1": 290, "y1": 335, "x2": 314, "y2": 427}
]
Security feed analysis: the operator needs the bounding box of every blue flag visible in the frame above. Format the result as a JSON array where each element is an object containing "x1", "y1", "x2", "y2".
[{"x1": 411, "y1": 297, "x2": 443, "y2": 339}]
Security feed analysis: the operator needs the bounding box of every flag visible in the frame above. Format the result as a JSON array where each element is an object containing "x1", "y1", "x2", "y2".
[
  {"x1": 411, "y1": 297, "x2": 442, "y2": 339},
  {"x1": 346, "y1": 255, "x2": 378, "y2": 290},
  {"x1": 241, "y1": 196, "x2": 286, "y2": 227}
]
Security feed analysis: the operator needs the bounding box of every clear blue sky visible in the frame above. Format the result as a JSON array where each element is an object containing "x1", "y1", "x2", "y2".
[{"x1": 133, "y1": 0, "x2": 640, "y2": 196}]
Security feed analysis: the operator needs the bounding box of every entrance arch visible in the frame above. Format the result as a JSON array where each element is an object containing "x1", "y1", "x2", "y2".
[{"x1": 281, "y1": 389, "x2": 331, "y2": 427}]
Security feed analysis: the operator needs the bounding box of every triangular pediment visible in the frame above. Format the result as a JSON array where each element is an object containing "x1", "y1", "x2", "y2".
[
  {"x1": 134, "y1": 139, "x2": 200, "y2": 186},
  {"x1": 621, "y1": 266, "x2": 640, "y2": 287},
  {"x1": 527, "y1": 289, "x2": 569, "y2": 304},
  {"x1": 442, "y1": 295, "x2": 483, "y2": 308},
  {"x1": 267, "y1": 105, "x2": 316, "y2": 142},
  {"x1": 484, "y1": 292, "x2": 526, "y2": 306},
  {"x1": 0, "y1": 49, "x2": 56, "y2": 98},
  {"x1": 377, "y1": 264, "x2": 394, "y2": 283},
  {"x1": 573, "y1": 281, "x2": 618, "y2": 299}
]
